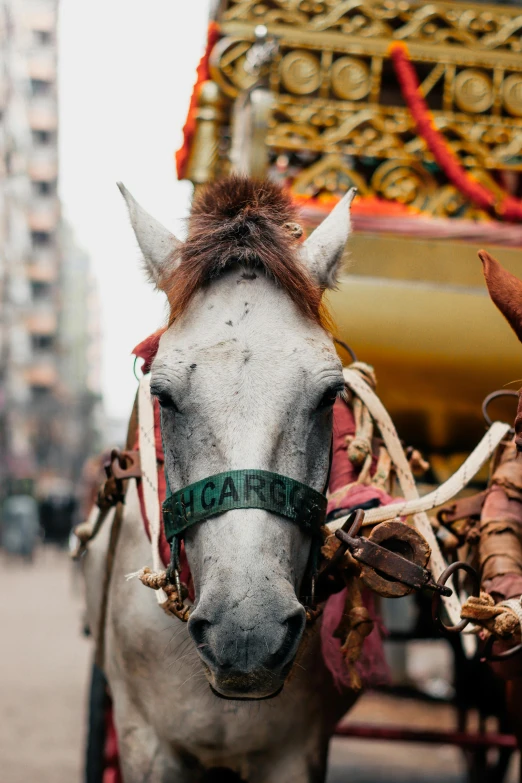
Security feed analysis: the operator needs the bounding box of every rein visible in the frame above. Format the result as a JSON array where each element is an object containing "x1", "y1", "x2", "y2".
[{"x1": 161, "y1": 455, "x2": 331, "y2": 620}]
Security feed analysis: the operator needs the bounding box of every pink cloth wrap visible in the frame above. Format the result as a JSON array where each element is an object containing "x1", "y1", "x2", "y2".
[
  {"x1": 133, "y1": 337, "x2": 390, "y2": 691},
  {"x1": 321, "y1": 398, "x2": 391, "y2": 691}
]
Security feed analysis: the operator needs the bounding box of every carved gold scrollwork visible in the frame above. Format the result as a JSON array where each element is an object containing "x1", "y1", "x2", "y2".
[
  {"x1": 206, "y1": 1, "x2": 522, "y2": 218},
  {"x1": 433, "y1": 120, "x2": 491, "y2": 168},
  {"x1": 223, "y1": 0, "x2": 522, "y2": 54},
  {"x1": 502, "y1": 73, "x2": 522, "y2": 117},
  {"x1": 331, "y1": 57, "x2": 371, "y2": 101},
  {"x1": 269, "y1": 122, "x2": 320, "y2": 148},
  {"x1": 269, "y1": 95, "x2": 522, "y2": 172},
  {"x1": 223, "y1": 0, "x2": 309, "y2": 25},
  {"x1": 280, "y1": 50, "x2": 321, "y2": 94},
  {"x1": 426, "y1": 185, "x2": 470, "y2": 219},
  {"x1": 209, "y1": 37, "x2": 263, "y2": 98},
  {"x1": 454, "y1": 69, "x2": 494, "y2": 114},
  {"x1": 292, "y1": 153, "x2": 369, "y2": 197},
  {"x1": 491, "y1": 134, "x2": 522, "y2": 168},
  {"x1": 371, "y1": 160, "x2": 437, "y2": 210},
  {"x1": 395, "y1": 8, "x2": 477, "y2": 48},
  {"x1": 222, "y1": 0, "x2": 258, "y2": 21},
  {"x1": 481, "y1": 16, "x2": 522, "y2": 53},
  {"x1": 309, "y1": 1, "x2": 394, "y2": 36}
]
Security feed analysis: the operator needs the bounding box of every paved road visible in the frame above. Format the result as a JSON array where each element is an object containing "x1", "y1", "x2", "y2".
[
  {"x1": 0, "y1": 548, "x2": 90, "y2": 783},
  {"x1": 0, "y1": 548, "x2": 518, "y2": 782}
]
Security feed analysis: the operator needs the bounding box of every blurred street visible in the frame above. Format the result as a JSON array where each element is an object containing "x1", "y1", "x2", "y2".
[
  {"x1": 0, "y1": 549, "x2": 518, "y2": 783},
  {"x1": 0, "y1": 548, "x2": 90, "y2": 783}
]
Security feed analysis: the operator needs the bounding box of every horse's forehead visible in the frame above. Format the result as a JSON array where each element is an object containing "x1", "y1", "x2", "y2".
[
  {"x1": 154, "y1": 277, "x2": 335, "y2": 369},
  {"x1": 155, "y1": 323, "x2": 335, "y2": 374}
]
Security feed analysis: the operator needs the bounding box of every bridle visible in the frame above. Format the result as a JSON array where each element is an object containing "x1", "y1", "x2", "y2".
[
  {"x1": 162, "y1": 469, "x2": 328, "y2": 539},
  {"x1": 161, "y1": 459, "x2": 334, "y2": 619}
]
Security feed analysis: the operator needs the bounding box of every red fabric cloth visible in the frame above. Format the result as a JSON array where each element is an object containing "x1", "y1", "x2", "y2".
[
  {"x1": 133, "y1": 329, "x2": 166, "y2": 375},
  {"x1": 328, "y1": 484, "x2": 392, "y2": 519},
  {"x1": 321, "y1": 396, "x2": 391, "y2": 691},
  {"x1": 329, "y1": 398, "x2": 374, "y2": 493},
  {"x1": 321, "y1": 588, "x2": 390, "y2": 691},
  {"x1": 103, "y1": 702, "x2": 122, "y2": 783},
  {"x1": 131, "y1": 335, "x2": 389, "y2": 689},
  {"x1": 482, "y1": 484, "x2": 522, "y2": 528},
  {"x1": 328, "y1": 398, "x2": 393, "y2": 515},
  {"x1": 485, "y1": 574, "x2": 522, "y2": 603}
]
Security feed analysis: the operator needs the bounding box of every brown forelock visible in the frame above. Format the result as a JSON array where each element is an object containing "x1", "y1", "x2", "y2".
[
  {"x1": 162, "y1": 175, "x2": 330, "y2": 328},
  {"x1": 479, "y1": 249, "x2": 522, "y2": 343}
]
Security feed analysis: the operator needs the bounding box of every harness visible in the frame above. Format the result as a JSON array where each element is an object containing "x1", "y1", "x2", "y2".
[
  {"x1": 76, "y1": 361, "x2": 513, "y2": 672},
  {"x1": 162, "y1": 466, "x2": 328, "y2": 601}
]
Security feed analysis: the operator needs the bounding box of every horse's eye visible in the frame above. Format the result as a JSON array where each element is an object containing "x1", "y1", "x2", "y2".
[
  {"x1": 317, "y1": 387, "x2": 341, "y2": 411},
  {"x1": 154, "y1": 391, "x2": 179, "y2": 412}
]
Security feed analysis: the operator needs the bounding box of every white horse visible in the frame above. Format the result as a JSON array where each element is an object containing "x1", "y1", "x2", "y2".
[{"x1": 83, "y1": 176, "x2": 358, "y2": 782}]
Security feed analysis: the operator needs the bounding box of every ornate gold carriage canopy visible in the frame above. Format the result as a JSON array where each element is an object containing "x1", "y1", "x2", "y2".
[{"x1": 176, "y1": 0, "x2": 522, "y2": 456}]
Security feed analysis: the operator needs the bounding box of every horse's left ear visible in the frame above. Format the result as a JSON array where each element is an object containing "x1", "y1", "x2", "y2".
[
  {"x1": 300, "y1": 187, "x2": 356, "y2": 289},
  {"x1": 117, "y1": 182, "x2": 182, "y2": 288},
  {"x1": 479, "y1": 249, "x2": 522, "y2": 343}
]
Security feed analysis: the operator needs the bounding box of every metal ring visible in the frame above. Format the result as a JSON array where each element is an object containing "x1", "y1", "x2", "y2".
[
  {"x1": 481, "y1": 389, "x2": 519, "y2": 428},
  {"x1": 479, "y1": 634, "x2": 522, "y2": 662},
  {"x1": 432, "y1": 561, "x2": 480, "y2": 635},
  {"x1": 333, "y1": 337, "x2": 358, "y2": 364},
  {"x1": 133, "y1": 355, "x2": 141, "y2": 382}
]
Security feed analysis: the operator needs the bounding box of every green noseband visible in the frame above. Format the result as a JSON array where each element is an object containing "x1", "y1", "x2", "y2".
[{"x1": 162, "y1": 469, "x2": 327, "y2": 542}]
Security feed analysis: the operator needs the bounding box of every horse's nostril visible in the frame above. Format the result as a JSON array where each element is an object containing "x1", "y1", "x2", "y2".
[
  {"x1": 188, "y1": 617, "x2": 212, "y2": 652},
  {"x1": 267, "y1": 607, "x2": 306, "y2": 670},
  {"x1": 286, "y1": 608, "x2": 306, "y2": 640}
]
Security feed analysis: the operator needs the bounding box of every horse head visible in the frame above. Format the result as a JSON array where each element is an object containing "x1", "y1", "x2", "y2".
[{"x1": 119, "y1": 176, "x2": 355, "y2": 699}]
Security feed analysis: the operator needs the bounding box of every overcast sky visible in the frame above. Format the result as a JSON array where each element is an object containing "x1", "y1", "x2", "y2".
[{"x1": 58, "y1": 0, "x2": 211, "y2": 420}]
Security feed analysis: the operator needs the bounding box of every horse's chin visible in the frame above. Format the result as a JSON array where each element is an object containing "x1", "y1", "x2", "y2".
[
  {"x1": 209, "y1": 683, "x2": 284, "y2": 701},
  {"x1": 203, "y1": 664, "x2": 286, "y2": 701}
]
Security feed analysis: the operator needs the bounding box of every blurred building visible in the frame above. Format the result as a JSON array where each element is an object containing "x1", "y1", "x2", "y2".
[
  {"x1": 56, "y1": 221, "x2": 103, "y2": 483},
  {"x1": 0, "y1": 0, "x2": 100, "y2": 498}
]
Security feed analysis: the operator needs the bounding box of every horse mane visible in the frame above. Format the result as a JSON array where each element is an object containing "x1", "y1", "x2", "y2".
[{"x1": 162, "y1": 175, "x2": 328, "y2": 327}]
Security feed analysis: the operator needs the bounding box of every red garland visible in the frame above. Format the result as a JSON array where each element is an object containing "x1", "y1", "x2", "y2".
[
  {"x1": 389, "y1": 42, "x2": 522, "y2": 222},
  {"x1": 175, "y1": 22, "x2": 221, "y2": 181}
]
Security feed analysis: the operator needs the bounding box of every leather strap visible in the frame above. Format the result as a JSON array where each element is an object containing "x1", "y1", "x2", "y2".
[
  {"x1": 95, "y1": 394, "x2": 139, "y2": 671},
  {"x1": 163, "y1": 469, "x2": 327, "y2": 541},
  {"x1": 437, "y1": 491, "x2": 487, "y2": 527}
]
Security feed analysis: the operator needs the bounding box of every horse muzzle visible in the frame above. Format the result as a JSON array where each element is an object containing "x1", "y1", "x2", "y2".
[{"x1": 188, "y1": 603, "x2": 306, "y2": 699}]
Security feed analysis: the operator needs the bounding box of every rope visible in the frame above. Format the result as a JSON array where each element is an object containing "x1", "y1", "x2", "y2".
[
  {"x1": 328, "y1": 422, "x2": 510, "y2": 532},
  {"x1": 329, "y1": 369, "x2": 509, "y2": 631},
  {"x1": 138, "y1": 375, "x2": 166, "y2": 604},
  {"x1": 461, "y1": 592, "x2": 521, "y2": 640},
  {"x1": 127, "y1": 566, "x2": 191, "y2": 622}
]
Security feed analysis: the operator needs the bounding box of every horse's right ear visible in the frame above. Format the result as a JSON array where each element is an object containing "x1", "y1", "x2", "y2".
[
  {"x1": 300, "y1": 187, "x2": 356, "y2": 289},
  {"x1": 479, "y1": 249, "x2": 522, "y2": 342},
  {"x1": 117, "y1": 183, "x2": 182, "y2": 288}
]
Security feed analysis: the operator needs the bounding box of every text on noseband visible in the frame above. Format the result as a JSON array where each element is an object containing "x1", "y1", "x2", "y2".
[{"x1": 162, "y1": 469, "x2": 327, "y2": 541}]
